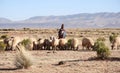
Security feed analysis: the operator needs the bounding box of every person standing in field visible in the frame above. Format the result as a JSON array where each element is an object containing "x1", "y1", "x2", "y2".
[{"x1": 58, "y1": 24, "x2": 66, "y2": 39}]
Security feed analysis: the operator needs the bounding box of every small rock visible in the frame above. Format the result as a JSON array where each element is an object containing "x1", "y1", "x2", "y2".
[{"x1": 58, "y1": 61, "x2": 66, "y2": 65}]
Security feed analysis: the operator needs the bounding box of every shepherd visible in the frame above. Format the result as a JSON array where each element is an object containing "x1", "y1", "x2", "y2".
[{"x1": 58, "y1": 24, "x2": 66, "y2": 39}]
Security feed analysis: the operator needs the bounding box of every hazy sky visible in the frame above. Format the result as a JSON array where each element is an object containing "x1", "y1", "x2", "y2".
[{"x1": 0, "y1": 0, "x2": 120, "y2": 21}]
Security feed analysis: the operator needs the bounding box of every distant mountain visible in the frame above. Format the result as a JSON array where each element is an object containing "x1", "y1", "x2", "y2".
[
  {"x1": 0, "y1": 18, "x2": 12, "y2": 23},
  {"x1": 0, "y1": 12, "x2": 120, "y2": 28},
  {"x1": 23, "y1": 12, "x2": 120, "y2": 28}
]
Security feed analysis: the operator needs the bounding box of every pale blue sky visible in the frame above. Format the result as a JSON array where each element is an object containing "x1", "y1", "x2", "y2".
[{"x1": 0, "y1": 0, "x2": 120, "y2": 21}]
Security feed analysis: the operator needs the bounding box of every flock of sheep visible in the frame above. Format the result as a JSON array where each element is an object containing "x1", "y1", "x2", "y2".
[{"x1": 1, "y1": 35, "x2": 120, "y2": 52}]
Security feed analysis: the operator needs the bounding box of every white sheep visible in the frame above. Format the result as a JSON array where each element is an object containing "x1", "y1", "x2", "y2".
[
  {"x1": 4, "y1": 36, "x2": 22, "y2": 51},
  {"x1": 51, "y1": 37, "x2": 59, "y2": 52},
  {"x1": 111, "y1": 37, "x2": 120, "y2": 50},
  {"x1": 70, "y1": 38, "x2": 79, "y2": 50},
  {"x1": 59, "y1": 38, "x2": 67, "y2": 50},
  {"x1": 37, "y1": 38, "x2": 45, "y2": 50},
  {"x1": 28, "y1": 37, "x2": 37, "y2": 50}
]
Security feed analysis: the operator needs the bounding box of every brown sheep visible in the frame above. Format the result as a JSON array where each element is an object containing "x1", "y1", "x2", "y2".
[
  {"x1": 43, "y1": 38, "x2": 52, "y2": 50},
  {"x1": 82, "y1": 37, "x2": 94, "y2": 50}
]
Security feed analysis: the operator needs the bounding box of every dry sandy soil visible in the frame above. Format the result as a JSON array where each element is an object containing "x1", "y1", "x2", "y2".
[
  {"x1": 0, "y1": 28, "x2": 120, "y2": 73},
  {"x1": 0, "y1": 50, "x2": 120, "y2": 73}
]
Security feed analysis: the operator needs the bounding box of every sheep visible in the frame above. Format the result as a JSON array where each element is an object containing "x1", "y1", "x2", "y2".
[
  {"x1": 51, "y1": 37, "x2": 59, "y2": 52},
  {"x1": 111, "y1": 37, "x2": 120, "y2": 50},
  {"x1": 12, "y1": 37, "x2": 22, "y2": 50},
  {"x1": 28, "y1": 37, "x2": 37, "y2": 50},
  {"x1": 4, "y1": 38, "x2": 11, "y2": 51},
  {"x1": 17, "y1": 37, "x2": 37, "y2": 50},
  {"x1": 59, "y1": 38, "x2": 67, "y2": 50},
  {"x1": 3, "y1": 36, "x2": 38, "y2": 51},
  {"x1": 4, "y1": 36, "x2": 22, "y2": 51},
  {"x1": 82, "y1": 37, "x2": 94, "y2": 50},
  {"x1": 70, "y1": 38, "x2": 79, "y2": 51},
  {"x1": 37, "y1": 38, "x2": 45, "y2": 50},
  {"x1": 43, "y1": 38, "x2": 52, "y2": 50}
]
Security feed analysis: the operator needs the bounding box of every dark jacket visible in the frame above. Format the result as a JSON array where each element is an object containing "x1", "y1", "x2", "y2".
[{"x1": 58, "y1": 28, "x2": 66, "y2": 39}]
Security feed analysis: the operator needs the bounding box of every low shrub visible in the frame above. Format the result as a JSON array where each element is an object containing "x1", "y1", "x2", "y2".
[
  {"x1": 0, "y1": 41, "x2": 6, "y2": 52},
  {"x1": 97, "y1": 46, "x2": 110, "y2": 60},
  {"x1": 97, "y1": 37, "x2": 106, "y2": 41},
  {"x1": 21, "y1": 39, "x2": 32, "y2": 50},
  {"x1": 0, "y1": 35, "x2": 8, "y2": 39},
  {"x1": 93, "y1": 41, "x2": 105, "y2": 51},
  {"x1": 94, "y1": 41, "x2": 110, "y2": 60},
  {"x1": 21, "y1": 39, "x2": 31, "y2": 46}
]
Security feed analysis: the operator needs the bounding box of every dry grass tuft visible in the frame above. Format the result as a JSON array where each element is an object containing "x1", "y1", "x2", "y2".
[{"x1": 14, "y1": 45, "x2": 33, "y2": 69}]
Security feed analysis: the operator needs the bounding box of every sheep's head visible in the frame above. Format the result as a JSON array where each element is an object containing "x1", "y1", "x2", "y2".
[{"x1": 4, "y1": 37, "x2": 14, "y2": 50}]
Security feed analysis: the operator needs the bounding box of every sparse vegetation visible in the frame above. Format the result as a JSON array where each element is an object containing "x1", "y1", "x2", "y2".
[
  {"x1": 94, "y1": 41, "x2": 110, "y2": 59},
  {"x1": 93, "y1": 41, "x2": 105, "y2": 51},
  {"x1": 23, "y1": 28, "x2": 30, "y2": 31},
  {"x1": 0, "y1": 35, "x2": 8, "y2": 39},
  {"x1": 97, "y1": 37, "x2": 106, "y2": 42},
  {"x1": 14, "y1": 45, "x2": 33, "y2": 69},
  {"x1": 0, "y1": 41, "x2": 6, "y2": 52},
  {"x1": 67, "y1": 39, "x2": 72, "y2": 49},
  {"x1": 21, "y1": 39, "x2": 31, "y2": 46},
  {"x1": 21, "y1": 39, "x2": 32, "y2": 50}
]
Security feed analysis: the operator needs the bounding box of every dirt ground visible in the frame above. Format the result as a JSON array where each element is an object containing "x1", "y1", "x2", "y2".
[
  {"x1": 0, "y1": 28, "x2": 120, "y2": 73},
  {"x1": 0, "y1": 50, "x2": 120, "y2": 73}
]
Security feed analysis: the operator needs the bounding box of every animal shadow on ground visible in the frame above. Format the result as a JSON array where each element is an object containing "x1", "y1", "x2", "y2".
[
  {"x1": 0, "y1": 67, "x2": 21, "y2": 71},
  {"x1": 53, "y1": 59, "x2": 86, "y2": 66},
  {"x1": 88, "y1": 57, "x2": 120, "y2": 61},
  {"x1": 53, "y1": 57, "x2": 120, "y2": 66}
]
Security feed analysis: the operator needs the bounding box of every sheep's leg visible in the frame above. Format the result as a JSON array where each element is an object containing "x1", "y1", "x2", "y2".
[
  {"x1": 71, "y1": 46, "x2": 74, "y2": 50},
  {"x1": 73, "y1": 47, "x2": 76, "y2": 51},
  {"x1": 70, "y1": 46, "x2": 72, "y2": 50},
  {"x1": 57, "y1": 45, "x2": 59, "y2": 50},
  {"x1": 53, "y1": 46, "x2": 56, "y2": 53},
  {"x1": 48, "y1": 45, "x2": 51, "y2": 50},
  {"x1": 87, "y1": 45, "x2": 90, "y2": 50},
  {"x1": 71, "y1": 46, "x2": 73, "y2": 50},
  {"x1": 111, "y1": 45, "x2": 114, "y2": 50},
  {"x1": 82, "y1": 46, "x2": 84, "y2": 50},
  {"x1": 76, "y1": 46, "x2": 79, "y2": 51},
  {"x1": 64, "y1": 45, "x2": 67, "y2": 50},
  {"x1": 117, "y1": 45, "x2": 120, "y2": 50}
]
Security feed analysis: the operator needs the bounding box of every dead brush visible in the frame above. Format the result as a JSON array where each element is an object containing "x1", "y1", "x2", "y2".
[{"x1": 14, "y1": 45, "x2": 33, "y2": 69}]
